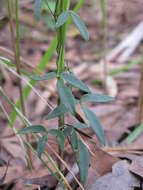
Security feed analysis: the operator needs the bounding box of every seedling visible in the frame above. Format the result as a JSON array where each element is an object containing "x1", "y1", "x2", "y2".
[
  {"x1": 18, "y1": 0, "x2": 113, "y2": 186},
  {"x1": 0, "y1": 0, "x2": 114, "y2": 188}
]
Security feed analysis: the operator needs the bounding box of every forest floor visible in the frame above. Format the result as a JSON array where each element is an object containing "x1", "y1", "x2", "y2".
[{"x1": 1, "y1": 0, "x2": 143, "y2": 189}]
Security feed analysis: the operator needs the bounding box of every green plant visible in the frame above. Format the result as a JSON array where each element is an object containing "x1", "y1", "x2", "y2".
[
  {"x1": 9, "y1": 0, "x2": 84, "y2": 126},
  {"x1": 17, "y1": 0, "x2": 113, "y2": 187},
  {"x1": 0, "y1": 0, "x2": 114, "y2": 188}
]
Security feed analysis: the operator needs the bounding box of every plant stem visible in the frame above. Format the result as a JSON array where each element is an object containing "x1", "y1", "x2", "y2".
[
  {"x1": 7, "y1": 0, "x2": 33, "y2": 168},
  {"x1": 100, "y1": 0, "x2": 108, "y2": 93},
  {"x1": 55, "y1": 0, "x2": 70, "y2": 170}
]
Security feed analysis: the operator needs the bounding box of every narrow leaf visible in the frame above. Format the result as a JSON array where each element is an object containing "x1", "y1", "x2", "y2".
[
  {"x1": 71, "y1": 130, "x2": 78, "y2": 150},
  {"x1": 57, "y1": 80, "x2": 76, "y2": 115},
  {"x1": 70, "y1": 11, "x2": 89, "y2": 41},
  {"x1": 78, "y1": 139, "x2": 90, "y2": 184},
  {"x1": 48, "y1": 129, "x2": 58, "y2": 136},
  {"x1": 74, "y1": 122, "x2": 88, "y2": 129},
  {"x1": 62, "y1": 72, "x2": 90, "y2": 93},
  {"x1": 37, "y1": 134, "x2": 47, "y2": 158},
  {"x1": 56, "y1": 131, "x2": 65, "y2": 151},
  {"x1": 48, "y1": 129, "x2": 65, "y2": 151},
  {"x1": 45, "y1": 104, "x2": 67, "y2": 120},
  {"x1": 82, "y1": 106, "x2": 105, "y2": 145},
  {"x1": 82, "y1": 93, "x2": 114, "y2": 103},
  {"x1": 126, "y1": 123, "x2": 143, "y2": 144},
  {"x1": 18, "y1": 125, "x2": 46, "y2": 134},
  {"x1": 34, "y1": 0, "x2": 42, "y2": 19},
  {"x1": 30, "y1": 72, "x2": 56, "y2": 81},
  {"x1": 63, "y1": 127, "x2": 72, "y2": 139},
  {"x1": 56, "y1": 11, "x2": 70, "y2": 28}
]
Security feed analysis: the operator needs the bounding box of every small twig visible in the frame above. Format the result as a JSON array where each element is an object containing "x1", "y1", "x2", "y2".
[
  {"x1": 100, "y1": 0, "x2": 108, "y2": 94},
  {"x1": 136, "y1": 47, "x2": 143, "y2": 125},
  {"x1": 8, "y1": 0, "x2": 33, "y2": 167},
  {"x1": 103, "y1": 146, "x2": 143, "y2": 152}
]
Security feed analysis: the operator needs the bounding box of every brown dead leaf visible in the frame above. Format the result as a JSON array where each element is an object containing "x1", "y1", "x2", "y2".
[
  {"x1": 87, "y1": 140, "x2": 119, "y2": 175},
  {"x1": 89, "y1": 160, "x2": 139, "y2": 190},
  {"x1": 90, "y1": 148, "x2": 119, "y2": 175}
]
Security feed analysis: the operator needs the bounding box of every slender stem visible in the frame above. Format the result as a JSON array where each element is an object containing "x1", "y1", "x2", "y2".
[
  {"x1": 7, "y1": 0, "x2": 33, "y2": 168},
  {"x1": 100, "y1": 0, "x2": 108, "y2": 93},
  {"x1": 8, "y1": 0, "x2": 26, "y2": 115},
  {"x1": 136, "y1": 47, "x2": 143, "y2": 125},
  {"x1": 55, "y1": 0, "x2": 70, "y2": 170}
]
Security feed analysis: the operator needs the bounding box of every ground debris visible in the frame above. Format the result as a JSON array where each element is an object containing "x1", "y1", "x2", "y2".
[{"x1": 89, "y1": 160, "x2": 140, "y2": 190}]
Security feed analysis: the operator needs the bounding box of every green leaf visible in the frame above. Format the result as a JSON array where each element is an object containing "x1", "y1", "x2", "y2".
[
  {"x1": 45, "y1": 104, "x2": 67, "y2": 120},
  {"x1": 34, "y1": 0, "x2": 42, "y2": 19},
  {"x1": 18, "y1": 125, "x2": 46, "y2": 134},
  {"x1": 63, "y1": 127, "x2": 72, "y2": 139},
  {"x1": 126, "y1": 123, "x2": 143, "y2": 144},
  {"x1": 57, "y1": 80, "x2": 76, "y2": 115},
  {"x1": 56, "y1": 130, "x2": 65, "y2": 151},
  {"x1": 70, "y1": 11, "x2": 89, "y2": 41},
  {"x1": 82, "y1": 106, "x2": 105, "y2": 145},
  {"x1": 48, "y1": 129, "x2": 65, "y2": 151},
  {"x1": 56, "y1": 10, "x2": 89, "y2": 40},
  {"x1": 78, "y1": 139, "x2": 90, "y2": 184},
  {"x1": 62, "y1": 72, "x2": 90, "y2": 93},
  {"x1": 30, "y1": 72, "x2": 56, "y2": 81},
  {"x1": 74, "y1": 122, "x2": 88, "y2": 129},
  {"x1": 48, "y1": 129, "x2": 59, "y2": 136},
  {"x1": 71, "y1": 130, "x2": 78, "y2": 150},
  {"x1": 82, "y1": 93, "x2": 114, "y2": 103},
  {"x1": 42, "y1": 1, "x2": 55, "y2": 13},
  {"x1": 37, "y1": 134, "x2": 47, "y2": 158},
  {"x1": 56, "y1": 11, "x2": 70, "y2": 28}
]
